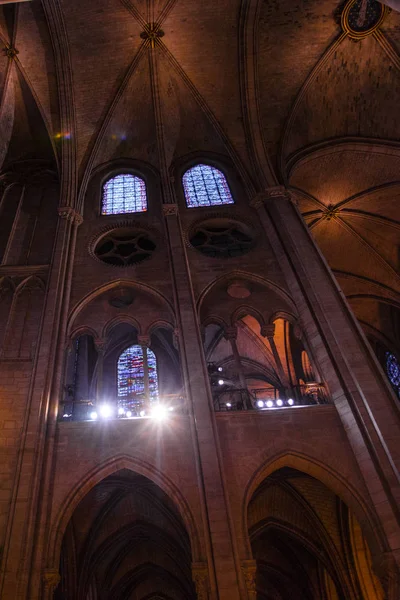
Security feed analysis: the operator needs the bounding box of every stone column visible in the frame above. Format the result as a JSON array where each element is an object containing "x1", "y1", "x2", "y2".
[
  {"x1": 0, "y1": 207, "x2": 82, "y2": 599},
  {"x1": 224, "y1": 325, "x2": 251, "y2": 409},
  {"x1": 94, "y1": 338, "x2": 106, "y2": 404},
  {"x1": 251, "y1": 187, "x2": 400, "y2": 581},
  {"x1": 163, "y1": 204, "x2": 244, "y2": 599},
  {"x1": 138, "y1": 334, "x2": 151, "y2": 409}
]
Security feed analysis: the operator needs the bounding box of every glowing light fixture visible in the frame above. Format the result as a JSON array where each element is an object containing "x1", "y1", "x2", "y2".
[
  {"x1": 288, "y1": 398, "x2": 294, "y2": 406},
  {"x1": 118, "y1": 407, "x2": 125, "y2": 415},
  {"x1": 226, "y1": 402, "x2": 232, "y2": 408},
  {"x1": 126, "y1": 410, "x2": 133, "y2": 418},
  {"x1": 276, "y1": 399, "x2": 283, "y2": 407},
  {"x1": 151, "y1": 404, "x2": 168, "y2": 420},
  {"x1": 266, "y1": 400, "x2": 274, "y2": 408},
  {"x1": 217, "y1": 366, "x2": 223, "y2": 372},
  {"x1": 218, "y1": 379, "x2": 224, "y2": 386},
  {"x1": 99, "y1": 404, "x2": 112, "y2": 419},
  {"x1": 257, "y1": 400, "x2": 264, "y2": 408},
  {"x1": 90, "y1": 411, "x2": 98, "y2": 420}
]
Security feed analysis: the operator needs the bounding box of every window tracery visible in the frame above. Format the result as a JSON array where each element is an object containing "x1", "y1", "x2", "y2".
[
  {"x1": 182, "y1": 164, "x2": 234, "y2": 208},
  {"x1": 102, "y1": 174, "x2": 147, "y2": 215}
]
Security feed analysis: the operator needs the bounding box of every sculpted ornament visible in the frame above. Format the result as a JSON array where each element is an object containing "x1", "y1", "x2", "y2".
[
  {"x1": 58, "y1": 206, "x2": 83, "y2": 225},
  {"x1": 250, "y1": 187, "x2": 291, "y2": 209},
  {"x1": 192, "y1": 562, "x2": 209, "y2": 600},
  {"x1": 43, "y1": 568, "x2": 61, "y2": 592},
  {"x1": 242, "y1": 560, "x2": 257, "y2": 599},
  {"x1": 162, "y1": 203, "x2": 179, "y2": 216}
]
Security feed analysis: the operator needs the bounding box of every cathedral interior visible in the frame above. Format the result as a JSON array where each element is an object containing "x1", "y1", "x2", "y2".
[{"x1": 0, "y1": 0, "x2": 399, "y2": 598}]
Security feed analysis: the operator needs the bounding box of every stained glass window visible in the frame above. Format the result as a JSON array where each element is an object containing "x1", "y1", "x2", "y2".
[
  {"x1": 117, "y1": 345, "x2": 158, "y2": 413},
  {"x1": 102, "y1": 174, "x2": 147, "y2": 215},
  {"x1": 385, "y1": 352, "x2": 400, "y2": 397},
  {"x1": 182, "y1": 164, "x2": 234, "y2": 208}
]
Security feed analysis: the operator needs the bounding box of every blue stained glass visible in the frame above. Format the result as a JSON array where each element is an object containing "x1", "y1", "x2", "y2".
[
  {"x1": 182, "y1": 164, "x2": 234, "y2": 208},
  {"x1": 386, "y1": 352, "x2": 400, "y2": 396},
  {"x1": 117, "y1": 345, "x2": 158, "y2": 412},
  {"x1": 102, "y1": 174, "x2": 147, "y2": 215}
]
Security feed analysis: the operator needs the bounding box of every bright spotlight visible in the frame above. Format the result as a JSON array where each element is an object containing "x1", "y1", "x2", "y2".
[
  {"x1": 276, "y1": 399, "x2": 283, "y2": 407},
  {"x1": 168, "y1": 406, "x2": 174, "y2": 411},
  {"x1": 90, "y1": 411, "x2": 98, "y2": 420},
  {"x1": 266, "y1": 400, "x2": 274, "y2": 408},
  {"x1": 99, "y1": 404, "x2": 112, "y2": 419},
  {"x1": 151, "y1": 404, "x2": 168, "y2": 421},
  {"x1": 218, "y1": 379, "x2": 224, "y2": 386},
  {"x1": 139, "y1": 410, "x2": 146, "y2": 417},
  {"x1": 226, "y1": 402, "x2": 232, "y2": 408},
  {"x1": 118, "y1": 407, "x2": 125, "y2": 415},
  {"x1": 217, "y1": 366, "x2": 223, "y2": 372},
  {"x1": 257, "y1": 400, "x2": 264, "y2": 408},
  {"x1": 126, "y1": 410, "x2": 133, "y2": 418},
  {"x1": 288, "y1": 398, "x2": 294, "y2": 406}
]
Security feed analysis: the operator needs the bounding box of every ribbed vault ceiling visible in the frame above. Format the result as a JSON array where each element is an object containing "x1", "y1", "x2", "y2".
[{"x1": 0, "y1": 0, "x2": 399, "y2": 350}]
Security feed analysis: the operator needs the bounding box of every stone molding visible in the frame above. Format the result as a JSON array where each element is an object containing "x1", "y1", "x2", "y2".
[
  {"x1": 162, "y1": 203, "x2": 179, "y2": 216},
  {"x1": 192, "y1": 562, "x2": 209, "y2": 599},
  {"x1": 58, "y1": 206, "x2": 83, "y2": 225}
]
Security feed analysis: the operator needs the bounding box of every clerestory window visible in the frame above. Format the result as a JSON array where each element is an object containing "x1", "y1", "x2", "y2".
[
  {"x1": 117, "y1": 345, "x2": 158, "y2": 413},
  {"x1": 102, "y1": 174, "x2": 147, "y2": 215},
  {"x1": 182, "y1": 164, "x2": 234, "y2": 208},
  {"x1": 385, "y1": 351, "x2": 400, "y2": 398}
]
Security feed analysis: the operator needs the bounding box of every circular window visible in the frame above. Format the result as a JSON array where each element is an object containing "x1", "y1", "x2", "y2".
[
  {"x1": 94, "y1": 228, "x2": 156, "y2": 266},
  {"x1": 189, "y1": 219, "x2": 255, "y2": 258}
]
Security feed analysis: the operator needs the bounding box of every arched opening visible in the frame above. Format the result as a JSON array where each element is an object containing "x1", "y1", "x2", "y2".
[
  {"x1": 247, "y1": 467, "x2": 384, "y2": 600},
  {"x1": 55, "y1": 469, "x2": 196, "y2": 600},
  {"x1": 62, "y1": 321, "x2": 182, "y2": 421},
  {"x1": 182, "y1": 164, "x2": 234, "y2": 208},
  {"x1": 101, "y1": 173, "x2": 147, "y2": 214}
]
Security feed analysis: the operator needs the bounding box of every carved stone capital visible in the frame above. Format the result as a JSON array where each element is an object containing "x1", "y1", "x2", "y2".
[
  {"x1": 260, "y1": 324, "x2": 275, "y2": 339},
  {"x1": 192, "y1": 562, "x2": 209, "y2": 600},
  {"x1": 58, "y1": 206, "x2": 83, "y2": 225},
  {"x1": 94, "y1": 338, "x2": 107, "y2": 354},
  {"x1": 224, "y1": 325, "x2": 238, "y2": 341},
  {"x1": 373, "y1": 551, "x2": 400, "y2": 597},
  {"x1": 250, "y1": 186, "x2": 292, "y2": 209},
  {"x1": 43, "y1": 568, "x2": 60, "y2": 592},
  {"x1": 242, "y1": 559, "x2": 257, "y2": 598},
  {"x1": 138, "y1": 334, "x2": 151, "y2": 348},
  {"x1": 162, "y1": 203, "x2": 178, "y2": 216}
]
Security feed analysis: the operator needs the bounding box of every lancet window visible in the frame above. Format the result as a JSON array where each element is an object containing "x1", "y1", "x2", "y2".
[
  {"x1": 117, "y1": 345, "x2": 159, "y2": 412},
  {"x1": 182, "y1": 164, "x2": 234, "y2": 208},
  {"x1": 101, "y1": 174, "x2": 147, "y2": 215}
]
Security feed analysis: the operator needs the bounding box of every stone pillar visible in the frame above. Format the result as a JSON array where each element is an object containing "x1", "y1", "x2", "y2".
[
  {"x1": 163, "y1": 204, "x2": 244, "y2": 599},
  {"x1": 0, "y1": 207, "x2": 82, "y2": 599},
  {"x1": 138, "y1": 334, "x2": 151, "y2": 409},
  {"x1": 192, "y1": 562, "x2": 210, "y2": 600},
  {"x1": 94, "y1": 338, "x2": 106, "y2": 404},
  {"x1": 224, "y1": 325, "x2": 251, "y2": 409},
  {"x1": 241, "y1": 559, "x2": 257, "y2": 600},
  {"x1": 251, "y1": 187, "x2": 400, "y2": 573}
]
